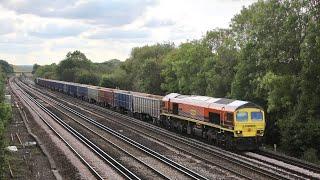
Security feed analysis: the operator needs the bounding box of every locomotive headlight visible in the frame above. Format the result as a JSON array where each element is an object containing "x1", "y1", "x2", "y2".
[
  {"x1": 236, "y1": 130, "x2": 242, "y2": 134},
  {"x1": 257, "y1": 130, "x2": 264, "y2": 135}
]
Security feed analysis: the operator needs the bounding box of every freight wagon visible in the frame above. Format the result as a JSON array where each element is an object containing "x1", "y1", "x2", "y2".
[
  {"x1": 114, "y1": 90, "x2": 133, "y2": 112},
  {"x1": 132, "y1": 92, "x2": 162, "y2": 121},
  {"x1": 88, "y1": 86, "x2": 100, "y2": 103},
  {"x1": 53, "y1": 80, "x2": 65, "y2": 92},
  {"x1": 98, "y1": 88, "x2": 114, "y2": 107},
  {"x1": 67, "y1": 83, "x2": 77, "y2": 97},
  {"x1": 77, "y1": 84, "x2": 89, "y2": 100}
]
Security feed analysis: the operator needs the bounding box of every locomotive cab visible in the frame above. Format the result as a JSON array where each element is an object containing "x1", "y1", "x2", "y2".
[
  {"x1": 233, "y1": 108, "x2": 265, "y2": 137},
  {"x1": 233, "y1": 107, "x2": 265, "y2": 150}
]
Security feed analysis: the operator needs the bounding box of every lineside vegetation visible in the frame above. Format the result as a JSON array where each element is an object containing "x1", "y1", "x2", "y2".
[{"x1": 0, "y1": 60, "x2": 13, "y2": 177}]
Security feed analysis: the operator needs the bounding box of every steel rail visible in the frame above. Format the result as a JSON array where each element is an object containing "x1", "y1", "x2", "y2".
[
  {"x1": 15, "y1": 80, "x2": 140, "y2": 180},
  {"x1": 19, "y1": 79, "x2": 208, "y2": 180},
  {"x1": 10, "y1": 81, "x2": 105, "y2": 180}
]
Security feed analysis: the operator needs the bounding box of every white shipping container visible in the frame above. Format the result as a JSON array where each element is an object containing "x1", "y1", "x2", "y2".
[
  {"x1": 133, "y1": 93, "x2": 162, "y2": 119},
  {"x1": 88, "y1": 86, "x2": 99, "y2": 102}
]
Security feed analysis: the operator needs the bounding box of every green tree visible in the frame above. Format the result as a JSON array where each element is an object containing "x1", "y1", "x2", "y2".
[
  {"x1": 122, "y1": 43, "x2": 174, "y2": 94},
  {"x1": 0, "y1": 61, "x2": 12, "y2": 177},
  {"x1": 161, "y1": 41, "x2": 211, "y2": 95},
  {"x1": 280, "y1": 4, "x2": 320, "y2": 157},
  {"x1": 203, "y1": 29, "x2": 239, "y2": 97},
  {"x1": 32, "y1": 63, "x2": 40, "y2": 74},
  {"x1": 76, "y1": 70, "x2": 100, "y2": 86},
  {"x1": 0, "y1": 60, "x2": 13, "y2": 74},
  {"x1": 34, "y1": 63, "x2": 58, "y2": 79},
  {"x1": 93, "y1": 59, "x2": 122, "y2": 75},
  {"x1": 57, "y1": 51, "x2": 92, "y2": 82},
  {"x1": 100, "y1": 67, "x2": 131, "y2": 89},
  {"x1": 230, "y1": 0, "x2": 309, "y2": 146}
]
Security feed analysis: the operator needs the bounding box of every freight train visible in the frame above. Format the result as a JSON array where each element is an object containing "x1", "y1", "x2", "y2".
[{"x1": 35, "y1": 78, "x2": 265, "y2": 150}]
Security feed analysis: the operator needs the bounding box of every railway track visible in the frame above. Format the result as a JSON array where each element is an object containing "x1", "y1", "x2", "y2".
[
  {"x1": 22, "y1": 78, "x2": 317, "y2": 179},
  {"x1": 11, "y1": 80, "x2": 139, "y2": 179},
  {"x1": 258, "y1": 149, "x2": 320, "y2": 174},
  {"x1": 17, "y1": 79, "x2": 209, "y2": 180},
  {"x1": 10, "y1": 81, "x2": 125, "y2": 179},
  {"x1": 243, "y1": 151, "x2": 320, "y2": 180}
]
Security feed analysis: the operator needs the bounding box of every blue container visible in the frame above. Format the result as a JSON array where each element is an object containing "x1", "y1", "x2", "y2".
[
  {"x1": 48, "y1": 81, "x2": 54, "y2": 89},
  {"x1": 114, "y1": 90, "x2": 133, "y2": 111},
  {"x1": 77, "y1": 85, "x2": 88, "y2": 99},
  {"x1": 64, "y1": 83, "x2": 69, "y2": 94},
  {"x1": 58, "y1": 82, "x2": 64, "y2": 91},
  {"x1": 69, "y1": 84, "x2": 77, "y2": 96},
  {"x1": 52, "y1": 81, "x2": 58, "y2": 90}
]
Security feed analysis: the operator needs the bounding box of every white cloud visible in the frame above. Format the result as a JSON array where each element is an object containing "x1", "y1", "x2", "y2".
[
  {"x1": 87, "y1": 28, "x2": 151, "y2": 40},
  {"x1": 28, "y1": 22, "x2": 90, "y2": 38},
  {"x1": 0, "y1": 0, "x2": 257, "y2": 65},
  {"x1": 0, "y1": 0, "x2": 156, "y2": 26},
  {"x1": 144, "y1": 18, "x2": 175, "y2": 27}
]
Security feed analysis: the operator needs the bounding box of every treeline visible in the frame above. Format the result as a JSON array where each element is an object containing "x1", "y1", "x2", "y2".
[
  {"x1": 33, "y1": 51, "x2": 122, "y2": 86},
  {"x1": 34, "y1": 0, "x2": 320, "y2": 163},
  {"x1": 0, "y1": 59, "x2": 13, "y2": 175}
]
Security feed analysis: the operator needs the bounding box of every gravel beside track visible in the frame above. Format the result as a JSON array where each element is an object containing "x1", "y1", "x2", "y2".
[{"x1": 4, "y1": 94, "x2": 56, "y2": 179}]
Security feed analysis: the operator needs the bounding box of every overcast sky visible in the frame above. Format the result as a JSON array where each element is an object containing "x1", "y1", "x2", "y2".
[{"x1": 0, "y1": 0, "x2": 257, "y2": 65}]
